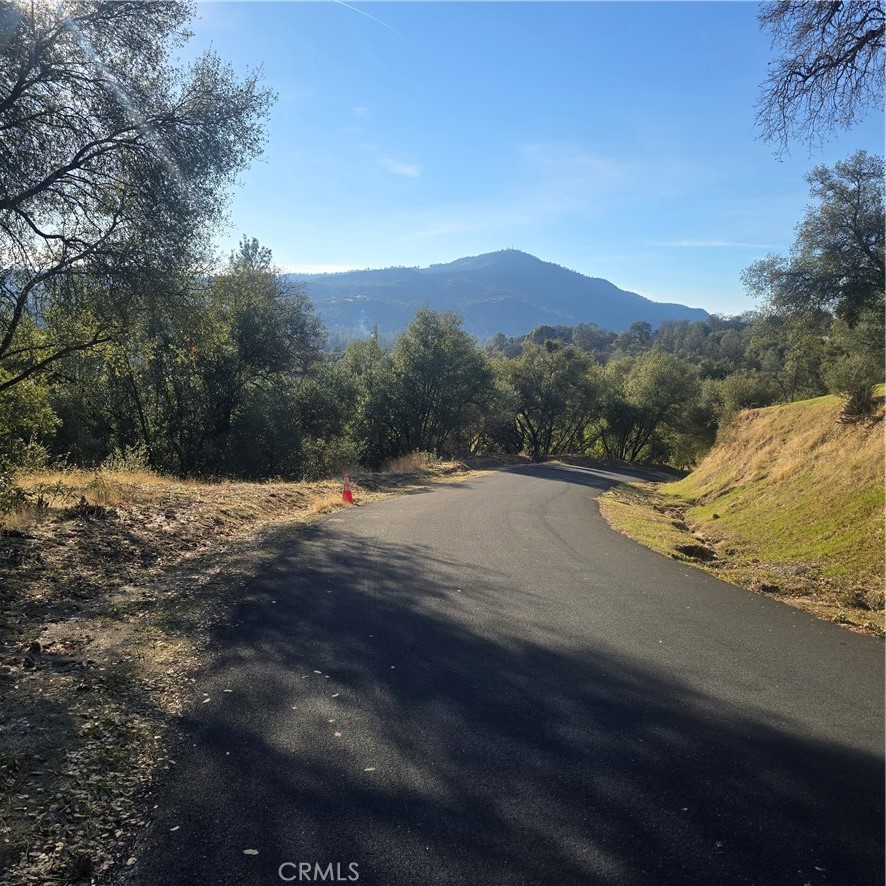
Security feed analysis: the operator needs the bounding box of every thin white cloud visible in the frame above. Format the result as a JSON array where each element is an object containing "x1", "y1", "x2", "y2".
[
  {"x1": 409, "y1": 144, "x2": 638, "y2": 240},
  {"x1": 652, "y1": 239, "x2": 778, "y2": 249},
  {"x1": 521, "y1": 142, "x2": 633, "y2": 181},
  {"x1": 377, "y1": 157, "x2": 422, "y2": 178},
  {"x1": 279, "y1": 85, "x2": 316, "y2": 103},
  {"x1": 519, "y1": 142, "x2": 639, "y2": 204},
  {"x1": 331, "y1": 0, "x2": 406, "y2": 39},
  {"x1": 413, "y1": 209, "x2": 533, "y2": 239}
]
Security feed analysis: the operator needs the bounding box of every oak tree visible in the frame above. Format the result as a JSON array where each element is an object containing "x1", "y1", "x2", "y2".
[
  {"x1": 0, "y1": 0, "x2": 273, "y2": 393},
  {"x1": 742, "y1": 150, "x2": 884, "y2": 327}
]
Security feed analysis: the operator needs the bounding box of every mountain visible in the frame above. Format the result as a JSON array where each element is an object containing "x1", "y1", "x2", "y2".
[{"x1": 286, "y1": 249, "x2": 708, "y2": 340}]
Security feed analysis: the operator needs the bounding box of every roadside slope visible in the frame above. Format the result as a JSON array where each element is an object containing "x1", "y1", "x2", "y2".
[{"x1": 600, "y1": 393, "x2": 885, "y2": 633}]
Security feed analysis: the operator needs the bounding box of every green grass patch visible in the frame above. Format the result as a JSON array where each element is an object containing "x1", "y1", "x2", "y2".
[
  {"x1": 600, "y1": 392, "x2": 885, "y2": 636},
  {"x1": 598, "y1": 482, "x2": 697, "y2": 560}
]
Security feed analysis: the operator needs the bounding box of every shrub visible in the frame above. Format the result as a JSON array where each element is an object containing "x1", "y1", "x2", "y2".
[
  {"x1": 825, "y1": 354, "x2": 884, "y2": 424},
  {"x1": 0, "y1": 472, "x2": 28, "y2": 516},
  {"x1": 100, "y1": 444, "x2": 152, "y2": 474},
  {"x1": 299, "y1": 437, "x2": 362, "y2": 481},
  {"x1": 836, "y1": 386, "x2": 881, "y2": 425}
]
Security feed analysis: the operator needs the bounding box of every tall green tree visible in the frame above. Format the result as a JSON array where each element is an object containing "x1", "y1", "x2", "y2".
[
  {"x1": 157, "y1": 239, "x2": 324, "y2": 475},
  {"x1": 571, "y1": 322, "x2": 617, "y2": 363},
  {"x1": 744, "y1": 310, "x2": 831, "y2": 402},
  {"x1": 340, "y1": 335, "x2": 397, "y2": 468},
  {"x1": 386, "y1": 309, "x2": 493, "y2": 459},
  {"x1": 742, "y1": 150, "x2": 885, "y2": 329},
  {"x1": 597, "y1": 353, "x2": 700, "y2": 463},
  {"x1": 500, "y1": 340, "x2": 598, "y2": 461},
  {"x1": 0, "y1": 0, "x2": 273, "y2": 394},
  {"x1": 48, "y1": 239, "x2": 326, "y2": 477},
  {"x1": 613, "y1": 320, "x2": 654, "y2": 356}
]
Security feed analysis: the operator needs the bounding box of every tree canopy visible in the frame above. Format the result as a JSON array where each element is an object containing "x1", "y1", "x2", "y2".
[
  {"x1": 388, "y1": 309, "x2": 493, "y2": 457},
  {"x1": 502, "y1": 340, "x2": 597, "y2": 461},
  {"x1": 0, "y1": 0, "x2": 273, "y2": 392},
  {"x1": 742, "y1": 150, "x2": 885, "y2": 327}
]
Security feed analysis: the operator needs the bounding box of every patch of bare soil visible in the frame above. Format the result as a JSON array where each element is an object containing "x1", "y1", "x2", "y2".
[{"x1": 0, "y1": 462, "x2": 484, "y2": 884}]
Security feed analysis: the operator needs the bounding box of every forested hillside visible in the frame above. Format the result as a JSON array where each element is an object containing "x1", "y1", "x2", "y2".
[
  {"x1": 292, "y1": 249, "x2": 709, "y2": 341},
  {"x1": 1, "y1": 224, "x2": 882, "y2": 485}
]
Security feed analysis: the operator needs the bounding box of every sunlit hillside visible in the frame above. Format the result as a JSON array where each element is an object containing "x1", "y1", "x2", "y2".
[{"x1": 601, "y1": 392, "x2": 885, "y2": 632}]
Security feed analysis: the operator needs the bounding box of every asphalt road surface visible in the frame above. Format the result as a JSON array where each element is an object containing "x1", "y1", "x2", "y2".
[{"x1": 124, "y1": 464, "x2": 885, "y2": 886}]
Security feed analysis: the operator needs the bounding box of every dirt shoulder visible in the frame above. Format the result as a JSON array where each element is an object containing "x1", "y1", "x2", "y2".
[
  {"x1": 599, "y1": 396, "x2": 884, "y2": 640},
  {"x1": 599, "y1": 481, "x2": 884, "y2": 638},
  {"x1": 0, "y1": 461, "x2": 491, "y2": 885}
]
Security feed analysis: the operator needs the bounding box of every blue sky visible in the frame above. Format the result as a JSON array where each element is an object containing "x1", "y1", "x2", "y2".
[{"x1": 184, "y1": 1, "x2": 884, "y2": 316}]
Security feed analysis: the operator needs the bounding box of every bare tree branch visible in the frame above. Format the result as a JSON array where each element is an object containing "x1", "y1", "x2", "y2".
[{"x1": 756, "y1": 1, "x2": 885, "y2": 154}]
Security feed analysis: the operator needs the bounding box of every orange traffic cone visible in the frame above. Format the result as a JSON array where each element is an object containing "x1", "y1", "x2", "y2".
[{"x1": 342, "y1": 474, "x2": 354, "y2": 504}]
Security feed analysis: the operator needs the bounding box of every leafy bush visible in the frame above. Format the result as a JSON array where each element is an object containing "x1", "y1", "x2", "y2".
[
  {"x1": 824, "y1": 354, "x2": 883, "y2": 424},
  {"x1": 0, "y1": 472, "x2": 29, "y2": 516},
  {"x1": 0, "y1": 376, "x2": 58, "y2": 470},
  {"x1": 717, "y1": 370, "x2": 781, "y2": 416},
  {"x1": 299, "y1": 437, "x2": 362, "y2": 481},
  {"x1": 100, "y1": 444, "x2": 152, "y2": 474},
  {"x1": 836, "y1": 386, "x2": 881, "y2": 425}
]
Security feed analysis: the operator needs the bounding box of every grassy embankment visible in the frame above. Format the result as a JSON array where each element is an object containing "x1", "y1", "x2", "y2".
[
  {"x1": 0, "y1": 454, "x2": 491, "y2": 885},
  {"x1": 600, "y1": 392, "x2": 884, "y2": 636}
]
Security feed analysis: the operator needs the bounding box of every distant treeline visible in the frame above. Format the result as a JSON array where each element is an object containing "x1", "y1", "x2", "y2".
[{"x1": 1, "y1": 234, "x2": 881, "y2": 479}]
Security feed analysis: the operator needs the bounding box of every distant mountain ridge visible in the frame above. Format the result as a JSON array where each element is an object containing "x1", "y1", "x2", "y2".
[{"x1": 286, "y1": 249, "x2": 708, "y2": 340}]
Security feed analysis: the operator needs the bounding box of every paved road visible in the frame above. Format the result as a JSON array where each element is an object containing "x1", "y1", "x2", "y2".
[{"x1": 124, "y1": 465, "x2": 884, "y2": 886}]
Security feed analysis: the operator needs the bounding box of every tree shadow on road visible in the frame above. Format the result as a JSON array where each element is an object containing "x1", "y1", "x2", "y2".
[{"x1": 128, "y1": 522, "x2": 885, "y2": 886}]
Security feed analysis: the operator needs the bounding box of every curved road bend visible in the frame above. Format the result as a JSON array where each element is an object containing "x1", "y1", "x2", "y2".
[{"x1": 123, "y1": 463, "x2": 884, "y2": 886}]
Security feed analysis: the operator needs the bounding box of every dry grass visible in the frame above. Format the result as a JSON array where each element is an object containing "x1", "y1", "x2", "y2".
[
  {"x1": 600, "y1": 393, "x2": 885, "y2": 636},
  {"x1": 0, "y1": 458, "x2": 486, "y2": 884},
  {"x1": 379, "y1": 451, "x2": 439, "y2": 473}
]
